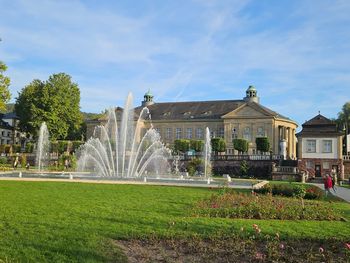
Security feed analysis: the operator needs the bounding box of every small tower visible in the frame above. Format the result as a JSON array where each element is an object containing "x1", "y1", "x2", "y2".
[
  {"x1": 142, "y1": 89, "x2": 154, "y2": 106},
  {"x1": 244, "y1": 85, "x2": 259, "y2": 103}
]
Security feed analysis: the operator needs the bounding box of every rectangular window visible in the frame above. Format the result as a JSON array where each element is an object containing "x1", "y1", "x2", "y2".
[
  {"x1": 306, "y1": 140, "x2": 316, "y2": 153},
  {"x1": 306, "y1": 161, "x2": 313, "y2": 169},
  {"x1": 196, "y1": 128, "x2": 203, "y2": 139},
  {"x1": 186, "y1": 128, "x2": 192, "y2": 139},
  {"x1": 232, "y1": 128, "x2": 238, "y2": 140},
  {"x1": 323, "y1": 162, "x2": 330, "y2": 169},
  {"x1": 257, "y1": 127, "x2": 264, "y2": 137},
  {"x1": 155, "y1": 128, "x2": 161, "y2": 136},
  {"x1": 218, "y1": 127, "x2": 224, "y2": 138},
  {"x1": 176, "y1": 128, "x2": 182, "y2": 139},
  {"x1": 243, "y1": 127, "x2": 251, "y2": 141},
  {"x1": 166, "y1": 128, "x2": 172, "y2": 139},
  {"x1": 323, "y1": 140, "x2": 332, "y2": 153}
]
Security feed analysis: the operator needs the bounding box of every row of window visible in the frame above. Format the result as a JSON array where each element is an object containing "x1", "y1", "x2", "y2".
[
  {"x1": 155, "y1": 127, "x2": 214, "y2": 140},
  {"x1": 153, "y1": 127, "x2": 266, "y2": 141},
  {"x1": 305, "y1": 140, "x2": 332, "y2": 153},
  {"x1": 0, "y1": 131, "x2": 12, "y2": 137}
]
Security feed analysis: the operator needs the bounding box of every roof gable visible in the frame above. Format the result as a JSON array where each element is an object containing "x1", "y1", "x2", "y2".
[
  {"x1": 303, "y1": 114, "x2": 333, "y2": 126},
  {"x1": 222, "y1": 103, "x2": 273, "y2": 119}
]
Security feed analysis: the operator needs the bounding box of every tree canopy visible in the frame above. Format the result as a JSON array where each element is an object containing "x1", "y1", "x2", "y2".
[
  {"x1": 337, "y1": 102, "x2": 350, "y2": 133},
  {"x1": 256, "y1": 137, "x2": 270, "y2": 153},
  {"x1": 233, "y1": 138, "x2": 249, "y2": 154},
  {"x1": 0, "y1": 61, "x2": 11, "y2": 112},
  {"x1": 15, "y1": 73, "x2": 83, "y2": 140},
  {"x1": 211, "y1": 137, "x2": 226, "y2": 154}
]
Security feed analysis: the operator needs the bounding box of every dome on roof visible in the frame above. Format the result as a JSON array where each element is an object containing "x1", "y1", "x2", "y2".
[
  {"x1": 144, "y1": 90, "x2": 153, "y2": 97},
  {"x1": 246, "y1": 85, "x2": 256, "y2": 91}
]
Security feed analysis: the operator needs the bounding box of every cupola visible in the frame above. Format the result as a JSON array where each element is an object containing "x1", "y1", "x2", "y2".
[
  {"x1": 244, "y1": 85, "x2": 259, "y2": 103},
  {"x1": 142, "y1": 89, "x2": 154, "y2": 106}
]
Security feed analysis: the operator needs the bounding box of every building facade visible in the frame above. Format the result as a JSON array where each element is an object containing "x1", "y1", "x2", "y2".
[
  {"x1": 296, "y1": 114, "x2": 343, "y2": 179},
  {"x1": 86, "y1": 87, "x2": 298, "y2": 159}
]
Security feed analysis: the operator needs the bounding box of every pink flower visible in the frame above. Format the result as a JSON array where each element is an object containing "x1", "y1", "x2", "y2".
[
  {"x1": 253, "y1": 224, "x2": 258, "y2": 229},
  {"x1": 255, "y1": 252, "x2": 265, "y2": 260},
  {"x1": 345, "y1": 243, "x2": 350, "y2": 250},
  {"x1": 319, "y1": 247, "x2": 324, "y2": 253},
  {"x1": 279, "y1": 243, "x2": 285, "y2": 250}
]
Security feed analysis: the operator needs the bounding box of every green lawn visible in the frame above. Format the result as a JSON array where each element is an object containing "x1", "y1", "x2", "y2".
[{"x1": 0, "y1": 181, "x2": 349, "y2": 262}]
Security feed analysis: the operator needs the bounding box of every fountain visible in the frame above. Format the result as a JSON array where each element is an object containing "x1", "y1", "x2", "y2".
[
  {"x1": 77, "y1": 93, "x2": 172, "y2": 178},
  {"x1": 204, "y1": 127, "x2": 212, "y2": 178},
  {"x1": 35, "y1": 122, "x2": 50, "y2": 173}
]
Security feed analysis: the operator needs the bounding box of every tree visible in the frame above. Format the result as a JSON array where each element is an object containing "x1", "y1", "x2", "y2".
[
  {"x1": 211, "y1": 137, "x2": 226, "y2": 154},
  {"x1": 337, "y1": 102, "x2": 350, "y2": 133},
  {"x1": 256, "y1": 137, "x2": 270, "y2": 153},
  {"x1": 173, "y1": 139, "x2": 190, "y2": 153},
  {"x1": 233, "y1": 138, "x2": 249, "y2": 154},
  {"x1": 0, "y1": 61, "x2": 11, "y2": 112},
  {"x1": 190, "y1": 140, "x2": 204, "y2": 152},
  {"x1": 15, "y1": 73, "x2": 83, "y2": 140}
]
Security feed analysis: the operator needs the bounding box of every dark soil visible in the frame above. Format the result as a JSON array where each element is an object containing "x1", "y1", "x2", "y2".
[{"x1": 115, "y1": 236, "x2": 350, "y2": 263}]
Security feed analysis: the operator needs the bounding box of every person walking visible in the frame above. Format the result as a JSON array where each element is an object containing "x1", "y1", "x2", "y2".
[{"x1": 324, "y1": 174, "x2": 333, "y2": 196}]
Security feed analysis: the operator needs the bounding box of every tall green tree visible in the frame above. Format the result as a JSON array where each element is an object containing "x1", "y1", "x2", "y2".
[
  {"x1": 211, "y1": 137, "x2": 226, "y2": 154},
  {"x1": 337, "y1": 102, "x2": 350, "y2": 133},
  {"x1": 15, "y1": 73, "x2": 83, "y2": 140},
  {"x1": 0, "y1": 61, "x2": 11, "y2": 112}
]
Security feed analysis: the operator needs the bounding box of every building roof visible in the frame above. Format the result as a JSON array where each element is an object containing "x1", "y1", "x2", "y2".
[
  {"x1": 246, "y1": 85, "x2": 256, "y2": 91},
  {"x1": 2, "y1": 112, "x2": 19, "y2": 120},
  {"x1": 296, "y1": 114, "x2": 343, "y2": 137}
]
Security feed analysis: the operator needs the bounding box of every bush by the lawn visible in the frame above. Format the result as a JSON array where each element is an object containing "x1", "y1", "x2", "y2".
[
  {"x1": 193, "y1": 192, "x2": 342, "y2": 220},
  {"x1": 255, "y1": 183, "x2": 324, "y2": 200}
]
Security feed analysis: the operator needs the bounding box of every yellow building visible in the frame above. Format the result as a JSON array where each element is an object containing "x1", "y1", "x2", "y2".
[{"x1": 86, "y1": 86, "x2": 298, "y2": 158}]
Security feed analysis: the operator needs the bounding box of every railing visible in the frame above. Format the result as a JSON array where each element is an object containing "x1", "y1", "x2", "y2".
[
  {"x1": 343, "y1": 155, "x2": 350, "y2": 161},
  {"x1": 273, "y1": 166, "x2": 298, "y2": 173},
  {"x1": 178, "y1": 154, "x2": 284, "y2": 161}
]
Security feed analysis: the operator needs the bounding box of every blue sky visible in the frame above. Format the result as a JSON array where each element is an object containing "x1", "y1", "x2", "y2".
[{"x1": 0, "y1": 0, "x2": 349, "y2": 129}]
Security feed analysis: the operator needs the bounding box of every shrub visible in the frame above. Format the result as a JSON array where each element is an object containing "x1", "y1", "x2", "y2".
[
  {"x1": 186, "y1": 158, "x2": 203, "y2": 176},
  {"x1": 174, "y1": 139, "x2": 190, "y2": 153},
  {"x1": 21, "y1": 154, "x2": 27, "y2": 167},
  {"x1": 256, "y1": 137, "x2": 270, "y2": 153},
  {"x1": 50, "y1": 141, "x2": 59, "y2": 153},
  {"x1": 256, "y1": 184, "x2": 321, "y2": 200},
  {"x1": 0, "y1": 157, "x2": 8, "y2": 164},
  {"x1": 25, "y1": 143, "x2": 34, "y2": 153},
  {"x1": 4, "y1": 144, "x2": 11, "y2": 154},
  {"x1": 211, "y1": 138, "x2": 226, "y2": 154},
  {"x1": 58, "y1": 141, "x2": 68, "y2": 154},
  {"x1": 193, "y1": 192, "x2": 342, "y2": 221},
  {"x1": 190, "y1": 140, "x2": 204, "y2": 152},
  {"x1": 13, "y1": 144, "x2": 21, "y2": 153},
  {"x1": 233, "y1": 139, "x2": 248, "y2": 153},
  {"x1": 72, "y1": 141, "x2": 83, "y2": 152}
]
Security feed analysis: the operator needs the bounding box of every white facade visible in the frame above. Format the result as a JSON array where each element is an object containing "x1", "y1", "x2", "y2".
[{"x1": 302, "y1": 137, "x2": 338, "y2": 159}]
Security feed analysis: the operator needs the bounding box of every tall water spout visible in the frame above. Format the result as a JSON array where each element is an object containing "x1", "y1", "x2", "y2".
[
  {"x1": 204, "y1": 127, "x2": 212, "y2": 178},
  {"x1": 35, "y1": 122, "x2": 50, "y2": 172},
  {"x1": 77, "y1": 92, "x2": 171, "y2": 178}
]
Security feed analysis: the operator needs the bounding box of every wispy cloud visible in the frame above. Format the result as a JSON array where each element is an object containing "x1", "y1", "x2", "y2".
[{"x1": 0, "y1": 0, "x2": 349, "y2": 127}]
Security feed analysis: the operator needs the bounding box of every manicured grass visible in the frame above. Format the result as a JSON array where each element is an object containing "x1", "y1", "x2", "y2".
[{"x1": 0, "y1": 181, "x2": 349, "y2": 262}]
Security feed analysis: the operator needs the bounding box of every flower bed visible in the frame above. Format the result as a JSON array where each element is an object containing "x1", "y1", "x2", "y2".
[
  {"x1": 255, "y1": 183, "x2": 324, "y2": 200},
  {"x1": 193, "y1": 192, "x2": 343, "y2": 220}
]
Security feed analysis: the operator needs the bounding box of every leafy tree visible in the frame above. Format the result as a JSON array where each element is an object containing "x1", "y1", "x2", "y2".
[
  {"x1": 15, "y1": 73, "x2": 83, "y2": 140},
  {"x1": 190, "y1": 140, "x2": 204, "y2": 152},
  {"x1": 211, "y1": 137, "x2": 226, "y2": 154},
  {"x1": 337, "y1": 102, "x2": 350, "y2": 133},
  {"x1": 173, "y1": 139, "x2": 190, "y2": 153},
  {"x1": 233, "y1": 138, "x2": 249, "y2": 154},
  {"x1": 256, "y1": 137, "x2": 270, "y2": 153},
  {"x1": 0, "y1": 61, "x2": 11, "y2": 112}
]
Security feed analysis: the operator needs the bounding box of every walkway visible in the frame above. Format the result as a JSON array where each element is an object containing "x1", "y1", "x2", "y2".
[
  {"x1": 311, "y1": 183, "x2": 350, "y2": 203},
  {"x1": 0, "y1": 176, "x2": 267, "y2": 190}
]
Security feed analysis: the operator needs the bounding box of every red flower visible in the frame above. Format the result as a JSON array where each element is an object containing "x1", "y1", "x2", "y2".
[{"x1": 345, "y1": 243, "x2": 350, "y2": 250}]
